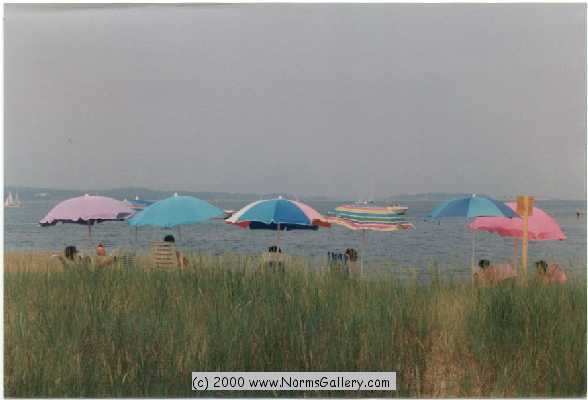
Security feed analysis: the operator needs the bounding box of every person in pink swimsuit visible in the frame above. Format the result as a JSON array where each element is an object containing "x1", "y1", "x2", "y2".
[
  {"x1": 535, "y1": 260, "x2": 568, "y2": 284},
  {"x1": 474, "y1": 259, "x2": 517, "y2": 286}
]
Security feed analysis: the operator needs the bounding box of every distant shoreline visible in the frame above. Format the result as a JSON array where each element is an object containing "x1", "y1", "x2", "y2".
[{"x1": 4, "y1": 186, "x2": 584, "y2": 203}]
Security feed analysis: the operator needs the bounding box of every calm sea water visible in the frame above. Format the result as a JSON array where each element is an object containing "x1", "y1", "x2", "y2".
[{"x1": 4, "y1": 199, "x2": 586, "y2": 277}]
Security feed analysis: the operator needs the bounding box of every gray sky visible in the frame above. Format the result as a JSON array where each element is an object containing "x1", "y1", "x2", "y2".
[{"x1": 5, "y1": 4, "x2": 586, "y2": 199}]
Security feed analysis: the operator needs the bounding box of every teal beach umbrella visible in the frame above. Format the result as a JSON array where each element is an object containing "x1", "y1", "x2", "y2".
[{"x1": 128, "y1": 193, "x2": 223, "y2": 239}]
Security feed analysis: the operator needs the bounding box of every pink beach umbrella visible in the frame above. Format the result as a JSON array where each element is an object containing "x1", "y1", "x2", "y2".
[
  {"x1": 469, "y1": 202, "x2": 566, "y2": 241},
  {"x1": 469, "y1": 202, "x2": 565, "y2": 267},
  {"x1": 40, "y1": 194, "x2": 134, "y2": 237}
]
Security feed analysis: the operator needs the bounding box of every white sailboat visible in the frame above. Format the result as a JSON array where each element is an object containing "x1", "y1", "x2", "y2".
[{"x1": 5, "y1": 192, "x2": 22, "y2": 208}]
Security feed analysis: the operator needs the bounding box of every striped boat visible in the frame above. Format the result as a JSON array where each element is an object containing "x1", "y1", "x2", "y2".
[
  {"x1": 352, "y1": 202, "x2": 408, "y2": 215},
  {"x1": 327, "y1": 204, "x2": 413, "y2": 232},
  {"x1": 123, "y1": 197, "x2": 154, "y2": 211}
]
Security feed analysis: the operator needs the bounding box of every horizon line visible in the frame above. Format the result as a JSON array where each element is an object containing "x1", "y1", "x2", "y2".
[{"x1": 3, "y1": 184, "x2": 584, "y2": 202}]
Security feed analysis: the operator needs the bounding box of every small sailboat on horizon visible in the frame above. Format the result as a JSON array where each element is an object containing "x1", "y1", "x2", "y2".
[{"x1": 5, "y1": 192, "x2": 22, "y2": 208}]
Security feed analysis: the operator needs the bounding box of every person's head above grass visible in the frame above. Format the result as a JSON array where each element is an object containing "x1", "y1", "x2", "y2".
[
  {"x1": 164, "y1": 235, "x2": 175, "y2": 243},
  {"x1": 478, "y1": 259, "x2": 490, "y2": 269},
  {"x1": 345, "y1": 248, "x2": 358, "y2": 261},
  {"x1": 96, "y1": 242, "x2": 106, "y2": 256},
  {"x1": 535, "y1": 260, "x2": 549, "y2": 274},
  {"x1": 268, "y1": 246, "x2": 281, "y2": 253},
  {"x1": 64, "y1": 246, "x2": 77, "y2": 260}
]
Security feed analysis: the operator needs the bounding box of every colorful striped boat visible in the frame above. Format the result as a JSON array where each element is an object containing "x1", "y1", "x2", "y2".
[
  {"x1": 352, "y1": 202, "x2": 408, "y2": 215},
  {"x1": 123, "y1": 197, "x2": 154, "y2": 211},
  {"x1": 327, "y1": 204, "x2": 413, "y2": 232}
]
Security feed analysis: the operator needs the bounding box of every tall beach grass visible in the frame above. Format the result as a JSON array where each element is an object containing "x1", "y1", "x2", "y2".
[{"x1": 4, "y1": 251, "x2": 586, "y2": 397}]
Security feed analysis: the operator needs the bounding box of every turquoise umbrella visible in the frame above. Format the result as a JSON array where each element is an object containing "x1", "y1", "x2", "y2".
[{"x1": 128, "y1": 193, "x2": 223, "y2": 240}]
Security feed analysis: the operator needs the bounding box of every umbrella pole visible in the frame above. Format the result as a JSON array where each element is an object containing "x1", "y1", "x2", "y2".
[
  {"x1": 276, "y1": 224, "x2": 281, "y2": 250},
  {"x1": 86, "y1": 224, "x2": 93, "y2": 254},
  {"x1": 513, "y1": 238, "x2": 519, "y2": 272},
  {"x1": 177, "y1": 226, "x2": 182, "y2": 242},
  {"x1": 360, "y1": 229, "x2": 367, "y2": 275},
  {"x1": 470, "y1": 228, "x2": 476, "y2": 277}
]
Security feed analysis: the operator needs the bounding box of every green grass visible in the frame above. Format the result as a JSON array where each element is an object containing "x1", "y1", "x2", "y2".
[{"x1": 4, "y1": 252, "x2": 586, "y2": 397}]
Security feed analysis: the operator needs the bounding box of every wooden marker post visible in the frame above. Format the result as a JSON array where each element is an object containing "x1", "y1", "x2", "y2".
[{"x1": 516, "y1": 195, "x2": 534, "y2": 277}]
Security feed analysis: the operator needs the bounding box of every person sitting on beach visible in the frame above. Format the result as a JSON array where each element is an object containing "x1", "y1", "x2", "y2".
[
  {"x1": 262, "y1": 246, "x2": 287, "y2": 270},
  {"x1": 474, "y1": 259, "x2": 517, "y2": 286},
  {"x1": 344, "y1": 248, "x2": 360, "y2": 274},
  {"x1": 164, "y1": 235, "x2": 188, "y2": 269},
  {"x1": 96, "y1": 242, "x2": 106, "y2": 256},
  {"x1": 54, "y1": 246, "x2": 89, "y2": 268},
  {"x1": 268, "y1": 245, "x2": 282, "y2": 253},
  {"x1": 89, "y1": 242, "x2": 118, "y2": 267},
  {"x1": 535, "y1": 260, "x2": 567, "y2": 285},
  {"x1": 345, "y1": 248, "x2": 358, "y2": 262},
  {"x1": 65, "y1": 245, "x2": 80, "y2": 261},
  {"x1": 63, "y1": 246, "x2": 82, "y2": 262}
]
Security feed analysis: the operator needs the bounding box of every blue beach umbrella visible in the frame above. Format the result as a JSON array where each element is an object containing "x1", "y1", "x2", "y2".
[
  {"x1": 128, "y1": 193, "x2": 223, "y2": 240},
  {"x1": 226, "y1": 197, "x2": 330, "y2": 248},
  {"x1": 429, "y1": 194, "x2": 519, "y2": 269},
  {"x1": 430, "y1": 195, "x2": 518, "y2": 220}
]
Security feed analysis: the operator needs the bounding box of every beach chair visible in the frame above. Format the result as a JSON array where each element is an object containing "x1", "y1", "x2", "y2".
[
  {"x1": 118, "y1": 252, "x2": 137, "y2": 269},
  {"x1": 328, "y1": 252, "x2": 349, "y2": 275},
  {"x1": 150, "y1": 241, "x2": 179, "y2": 268}
]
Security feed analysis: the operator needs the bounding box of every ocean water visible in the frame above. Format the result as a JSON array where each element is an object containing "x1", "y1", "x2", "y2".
[{"x1": 4, "y1": 199, "x2": 586, "y2": 278}]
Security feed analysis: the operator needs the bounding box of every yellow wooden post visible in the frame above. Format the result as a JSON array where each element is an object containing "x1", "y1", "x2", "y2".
[
  {"x1": 522, "y1": 208, "x2": 529, "y2": 276},
  {"x1": 517, "y1": 195, "x2": 534, "y2": 277}
]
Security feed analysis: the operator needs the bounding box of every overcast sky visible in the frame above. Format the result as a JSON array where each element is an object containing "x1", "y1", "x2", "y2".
[{"x1": 5, "y1": 4, "x2": 586, "y2": 199}]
